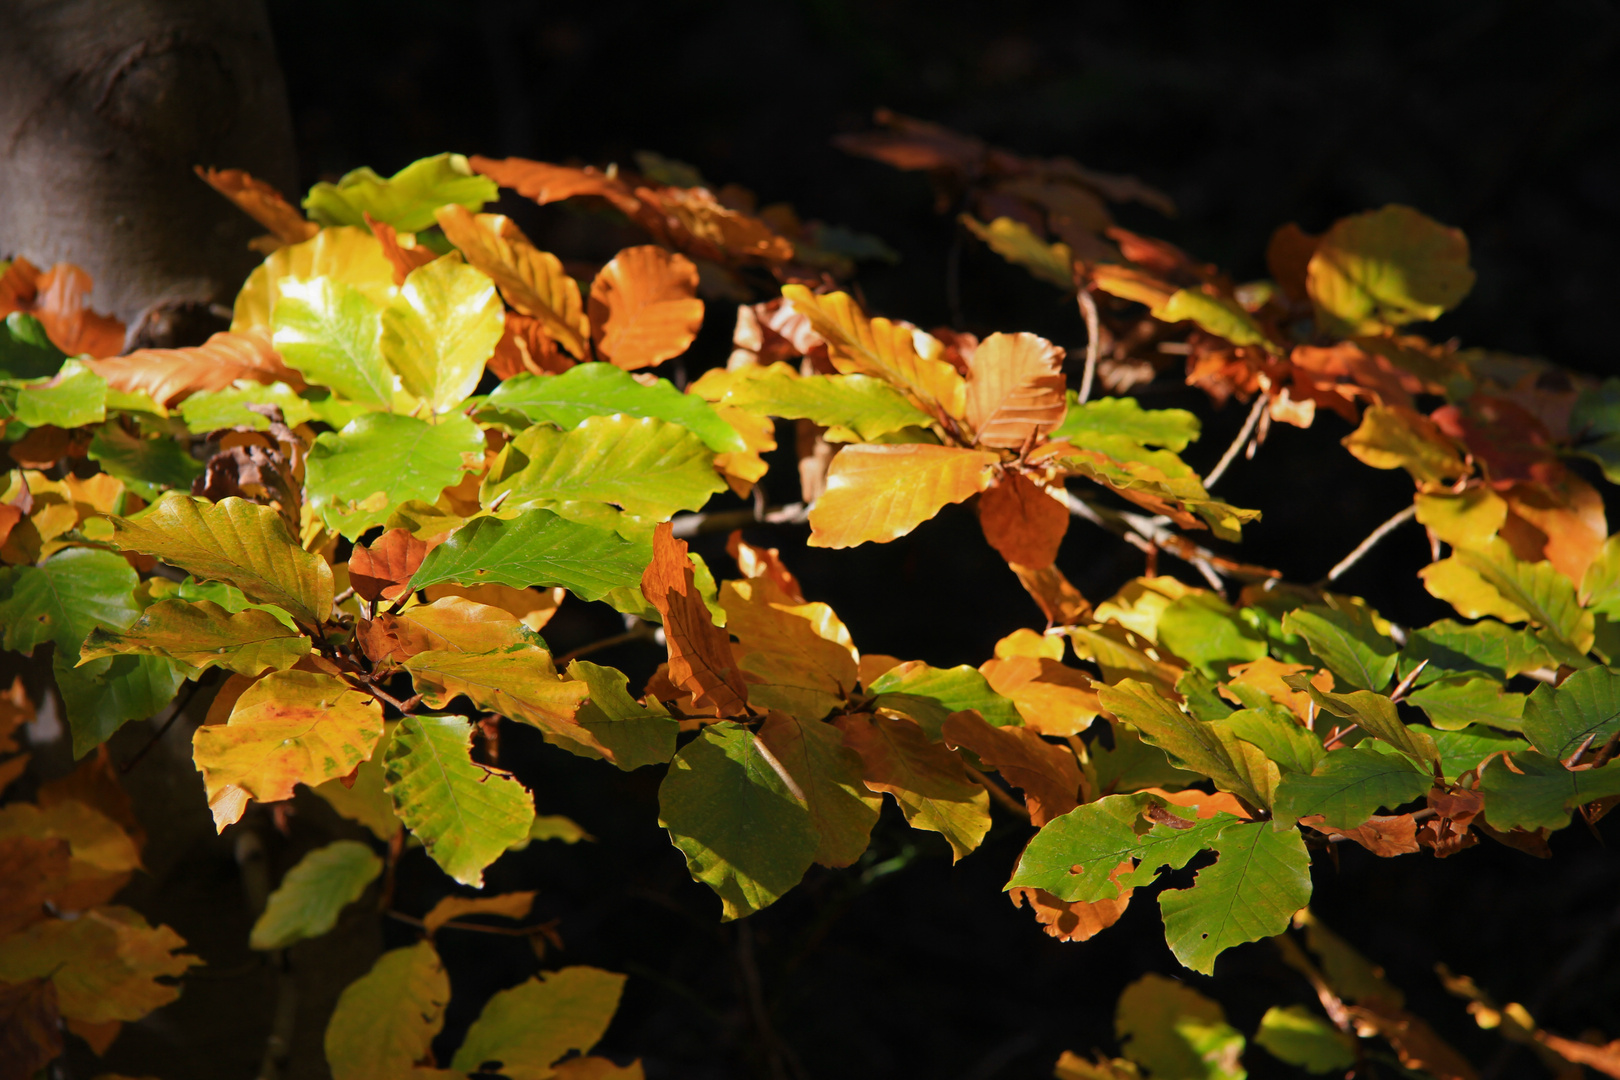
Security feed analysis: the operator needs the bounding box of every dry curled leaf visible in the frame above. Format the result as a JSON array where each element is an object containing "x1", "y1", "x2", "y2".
[{"x1": 641, "y1": 522, "x2": 749, "y2": 717}]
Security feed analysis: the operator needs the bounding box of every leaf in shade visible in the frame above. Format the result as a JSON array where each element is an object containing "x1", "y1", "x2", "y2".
[
  {"x1": 720, "y1": 578, "x2": 859, "y2": 722},
  {"x1": 808, "y1": 443, "x2": 999, "y2": 548},
  {"x1": 379, "y1": 256, "x2": 503, "y2": 413},
  {"x1": 962, "y1": 331, "x2": 1067, "y2": 449},
  {"x1": 1307, "y1": 205, "x2": 1475, "y2": 335},
  {"x1": 1284, "y1": 675, "x2": 1440, "y2": 768},
  {"x1": 78, "y1": 599, "x2": 309, "y2": 676},
  {"x1": 1281, "y1": 605, "x2": 1399, "y2": 692},
  {"x1": 410, "y1": 508, "x2": 650, "y2": 603},
  {"x1": 1406, "y1": 677, "x2": 1525, "y2": 733},
  {"x1": 1115, "y1": 974, "x2": 1247, "y2": 1080},
  {"x1": 304, "y1": 153, "x2": 496, "y2": 233},
  {"x1": 0, "y1": 979, "x2": 62, "y2": 1079},
  {"x1": 450, "y1": 966, "x2": 626, "y2": 1078},
  {"x1": 485, "y1": 364, "x2": 744, "y2": 453},
  {"x1": 56, "y1": 653, "x2": 187, "y2": 761},
  {"x1": 640, "y1": 522, "x2": 748, "y2": 716},
  {"x1": 758, "y1": 711, "x2": 880, "y2": 868},
  {"x1": 658, "y1": 721, "x2": 818, "y2": 920},
  {"x1": 836, "y1": 713, "x2": 990, "y2": 861},
  {"x1": 689, "y1": 362, "x2": 934, "y2": 442},
  {"x1": 1224, "y1": 706, "x2": 1325, "y2": 775},
  {"x1": 197, "y1": 166, "x2": 320, "y2": 245},
  {"x1": 108, "y1": 494, "x2": 334, "y2": 626},
  {"x1": 1159, "y1": 819, "x2": 1312, "y2": 975},
  {"x1": 0, "y1": 547, "x2": 140, "y2": 657},
  {"x1": 978, "y1": 470, "x2": 1068, "y2": 567},
  {"x1": 86, "y1": 423, "x2": 205, "y2": 500},
  {"x1": 435, "y1": 205, "x2": 589, "y2": 358},
  {"x1": 941, "y1": 709, "x2": 1079, "y2": 825},
  {"x1": 249, "y1": 840, "x2": 382, "y2": 950},
  {"x1": 1005, "y1": 793, "x2": 1192, "y2": 902},
  {"x1": 1521, "y1": 665, "x2": 1620, "y2": 762},
  {"x1": 0, "y1": 905, "x2": 195, "y2": 1023},
  {"x1": 323, "y1": 942, "x2": 448, "y2": 1080},
  {"x1": 421, "y1": 890, "x2": 535, "y2": 935},
  {"x1": 1477, "y1": 752, "x2": 1620, "y2": 831},
  {"x1": 1273, "y1": 746, "x2": 1433, "y2": 829},
  {"x1": 482, "y1": 414, "x2": 727, "y2": 522},
  {"x1": 383, "y1": 714, "x2": 535, "y2": 887},
  {"x1": 305, "y1": 413, "x2": 484, "y2": 539},
  {"x1": 193, "y1": 671, "x2": 383, "y2": 827},
  {"x1": 1009, "y1": 884, "x2": 1133, "y2": 944},
  {"x1": 782, "y1": 285, "x2": 966, "y2": 420},
  {"x1": 1099, "y1": 680, "x2": 1268, "y2": 809},
  {"x1": 270, "y1": 276, "x2": 391, "y2": 408},
  {"x1": 348, "y1": 528, "x2": 430, "y2": 603},
  {"x1": 567, "y1": 660, "x2": 679, "y2": 770},
  {"x1": 587, "y1": 246, "x2": 705, "y2": 369},
  {"x1": 83, "y1": 327, "x2": 301, "y2": 408},
  {"x1": 0, "y1": 311, "x2": 67, "y2": 380},
  {"x1": 1156, "y1": 593, "x2": 1269, "y2": 680},
  {"x1": 868, "y1": 660, "x2": 1023, "y2": 736}
]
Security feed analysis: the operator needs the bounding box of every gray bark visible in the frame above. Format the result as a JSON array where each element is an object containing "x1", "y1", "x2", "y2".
[{"x1": 0, "y1": 0, "x2": 297, "y2": 345}]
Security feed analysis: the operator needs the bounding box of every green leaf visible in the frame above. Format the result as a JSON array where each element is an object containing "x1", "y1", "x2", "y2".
[
  {"x1": 410, "y1": 508, "x2": 651, "y2": 603},
  {"x1": 1254, "y1": 1005, "x2": 1356, "y2": 1074},
  {"x1": 1452, "y1": 539, "x2": 1593, "y2": 653},
  {"x1": 1422, "y1": 724, "x2": 1526, "y2": 783},
  {"x1": 867, "y1": 662, "x2": 1021, "y2": 738},
  {"x1": 0, "y1": 547, "x2": 139, "y2": 655},
  {"x1": 178, "y1": 382, "x2": 371, "y2": 433},
  {"x1": 79, "y1": 599, "x2": 310, "y2": 676},
  {"x1": 690, "y1": 362, "x2": 931, "y2": 443},
  {"x1": 1521, "y1": 665, "x2": 1620, "y2": 762},
  {"x1": 305, "y1": 412, "x2": 482, "y2": 539},
  {"x1": 0, "y1": 312, "x2": 67, "y2": 380},
  {"x1": 1407, "y1": 676, "x2": 1525, "y2": 732},
  {"x1": 760, "y1": 711, "x2": 881, "y2": 869},
  {"x1": 1307, "y1": 205, "x2": 1475, "y2": 335},
  {"x1": 250, "y1": 840, "x2": 382, "y2": 950},
  {"x1": 380, "y1": 256, "x2": 503, "y2": 413},
  {"x1": 87, "y1": 424, "x2": 204, "y2": 500},
  {"x1": 1158, "y1": 288, "x2": 1270, "y2": 348},
  {"x1": 510, "y1": 814, "x2": 590, "y2": 848},
  {"x1": 1273, "y1": 745, "x2": 1432, "y2": 829},
  {"x1": 1281, "y1": 605, "x2": 1398, "y2": 692},
  {"x1": 1116, "y1": 973, "x2": 1247, "y2": 1080},
  {"x1": 1157, "y1": 593, "x2": 1268, "y2": 678},
  {"x1": 1225, "y1": 706, "x2": 1325, "y2": 775},
  {"x1": 658, "y1": 721, "x2": 818, "y2": 920},
  {"x1": 1400, "y1": 619, "x2": 1556, "y2": 686},
  {"x1": 1285, "y1": 676, "x2": 1439, "y2": 768},
  {"x1": 959, "y1": 214, "x2": 1075, "y2": 288},
  {"x1": 56, "y1": 652, "x2": 186, "y2": 759},
  {"x1": 13, "y1": 362, "x2": 107, "y2": 427},
  {"x1": 323, "y1": 942, "x2": 448, "y2": 1080},
  {"x1": 450, "y1": 966, "x2": 625, "y2": 1078},
  {"x1": 1087, "y1": 720, "x2": 1204, "y2": 794},
  {"x1": 567, "y1": 659, "x2": 678, "y2": 771},
  {"x1": 382, "y1": 713, "x2": 535, "y2": 887},
  {"x1": 272, "y1": 277, "x2": 392, "y2": 408},
  {"x1": 1051, "y1": 394, "x2": 1201, "y2": 452},
  {"x1": 1006, "y1": 792, "x2": 1199, "y2": 902},
  {"x1": 304, "y1": 153, "x2": 497, "y2": 232},
  {"x1": 1478, "y1": 751, "x2": 1620, "y2": 831},
  {"x1": 108, "y1": 494, "x2": 334, "y2": 626},
  {"x1": 1159, "y1": 819, "x2": 1312, "y2": 974},
  {"x1": 482, "y1": 413, "x2": 727, "y2": 521},
  {"x1": 490, "y1": 364, "x2": 747, "y2": 453},
  {"x1": 1100, "y1": 680, "x2": 1268, "y2": 809}
]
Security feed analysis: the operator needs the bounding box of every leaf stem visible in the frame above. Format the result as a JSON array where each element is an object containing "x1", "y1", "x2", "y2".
[
  {"x1": 556, "y1": 620, "x2": 659, "y2": 663},
  {"x1": 1202, "y1": 393, "x2": 1268, "y2": 489},
  {"x1": 120, "y1": 675, "x2": 208, "y2": 774},
  {"x1": 1076, "y1": 288, "x2": 1101, "y2": 404},
  {"x1": 963, "y1": 764, "x2": 1031, "y2": 820},
  {"x1": 1321, "y1": 503, "x2": 1418, "y2": 585}
]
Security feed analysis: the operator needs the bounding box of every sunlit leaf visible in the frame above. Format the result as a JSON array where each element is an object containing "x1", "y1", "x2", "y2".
[
  {"x1": 1159, "y1": 819, "x2": 1311, "y2": 974},
  {"x1": 1115, "y1": 973, "x2": 1246, "y2": 1080},
  {"x1": 84, "y1": 328, "x2": 299, "y2": 408},
  {"x1": 79, "y1": 599, "x2": 309, "y2": 676},
  {"x1": 869, "y1": 660, "x2": 1022, "y2": 737},
  {"x1": 1342, "y1": 405, "x2": 1466, "y2": 485},
  {"x1": 12, "y1": 363, "x2": 107, "y2": 428},
  {"x1": 196, "y1": 165, "x2": 319, "y2": 246},
  {"x1": 1255, "y1": 1005, "x2": 1356, "y2": 1074},
  {"x1": 689, "y1": 362, "x2": 934, "y2": 442},
  {"x1": 1307, "y1": 205, "x2": 1475, "y2": 335},
  {"x1": 1273, "y1": 745, "x2": 1432, "y2": 829},
  {"x1": 959, "y1": 214, "x2": 1075, "y2": 288},
  {"x1": 484, "y1": 364, "x2": 744, "y2": 453},
  {"x1": 1158, "y1": 288, "x2": 1269, "y2": 348},
  {"x1": 721, "y1": 578, "x2": 858, "y2": 722},
  {"x1": 836, "y1": 713, "x2": 990, "y2": 861},
  {"x1": 568, "y1": 660, "x2": 679, "y2": 770},
  {"x1": 1281, "y1": 605, "x2": 1399, "y2": 692},
  {"x1": 1100, "y1": 680, "x2": 1269, "y2": 809},
  {"x1": 233, "y1": 226, "x2": 396, "y2": 333},
  {"x1": 1521, "y1": 665, "x2": 1620, "y2": 762},
  {"x1": 588, "y1": 246, "x2": 704, "y2": 370},
  {"x1": 410, "y1": 508, "x2": 647, "y2": 604},
  {"x1": 640, "y1": 522, "x2": 748, "y2": 716},
  {"x1": 963, "y1": 332, "x2": 1067, "y2": 449},
  {"x1": 1478, "y1": 751, "x2": 1620, "y2": 831},
  {"x1": 305, "y1": 413, "x2": 483, "y2": 539},
  {"x1": 436, "y1": 205, "x2": 589, "y2": 358},
  {"x1": 807, "y1": 443, "x2": 998, "y2": 548},
  {"x1": 1406, "y1": 677, "x2": 1525, "y2": 732},
  {"x1": 451, "y1": 966, "x2": 626, "y2": 1079},
  {"x1": 380, "y1": 256, "x2": 503, "y2": 413},
  {"x1": 249, "y1": 840, "x2": 382, "y2": 949},
  {"x1": 1157, "y1": 593, "x2": 1268, "y2": 679},
  {"x1": 271, "y1": 276, "x2": 391, "y2": 408},
  {"x1": 1224, "y1": 706, "x2": 1325, "y2": 775},
  {"x1": 305, "y1": 153, "x2": 496, "y2": 232},
  {"x1": 1051, "y1": 394, "x2": 1200, "y2": 453},
  {"x1": 941, "y1": 709, "x2": 1080, "y2": 825}
]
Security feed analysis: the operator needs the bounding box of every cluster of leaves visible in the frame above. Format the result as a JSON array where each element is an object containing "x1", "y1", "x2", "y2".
[{"x1": 3, "y1": 119, "x2": 1620, "y2": 1077}]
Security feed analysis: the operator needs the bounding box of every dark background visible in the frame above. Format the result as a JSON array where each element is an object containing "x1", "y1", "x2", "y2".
[{"x1": 220, "y1": 1, "x2": 1620, "y2": 1076}]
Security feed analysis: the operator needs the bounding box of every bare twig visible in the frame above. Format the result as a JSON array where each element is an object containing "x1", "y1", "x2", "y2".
[
  {"x1": 671, "y1": 502, "x2": 808, "y2": 539},
  {"x1": 1321, "y1": 504, "x2": 1418, "y2": 584},
  {"x1": 385, "y1": 910, "x2": 561, "y2": 938},
  {"x1": 963, "y1": 764, "x2": 1031, "y2": 820},
  {"x1": 1202, "y1": 393, "x2": 1268, "y2": 489},
  {"x1": 1076, "y1": 288, "x2": 1101, "y2": 404},
  {"x1": 1063, "y1": 489, "x2": 1282, "y2": 583},
  {"x1": 120, "y1": 677, "x2": 207, "y2": 773},
  {"x1": 556, "y1": 619, "x2": 659, "y2": 663}
]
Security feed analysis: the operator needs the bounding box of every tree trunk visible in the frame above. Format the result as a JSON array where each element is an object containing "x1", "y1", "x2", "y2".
[{"x1": 0, "y1": 0, "x2": 297, "y2": 347}]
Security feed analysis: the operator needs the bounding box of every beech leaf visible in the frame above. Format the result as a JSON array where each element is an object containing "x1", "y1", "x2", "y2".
[
  {"x1": 641, "y1": 522, "x2": 749, "y2": 716},
  {"x1": 451, "y1": 966, "x2": 626, "y2": 1079},
  {"x1": 249, "y1": 840, "x2": 382, "y2": 950},
  {"x1": 1477, "y1": 751, "x2": 1620, "y2": 831},
  {"x1": 1307, "y1": 205, "x2": 1475, "y2": 335},
  {"x1": 759, "y1": 711, "x2": 881, "y2": 868},
  {"x1": 323, "y1": 942, "x2": 448, "y2": 1080},
  {"x1": 78, "y1": 599, "x2": 310, "y2": 676},
  {"x1": 305, "y1": 153, "x2": 496, "y2": 232},
  {"x1": 1520, "y1": 665, "x2": 1620, "y2": 762},
  {"x1": 588, "y1": 245, "x2": 705, "y2": 369},
  {"x1": 1282, "y1": 605, "x2": 1399, "y2": 692},
  {"x1": 1273, "y1": 746, "x2": 1433, "y2": 829},
  {"x1": 411, "y1": 508, "x2": 651, "y2": 603},
  {"x1": 836, "y1": 713, "x2": 991, "y2": 861},
  {"x1": 941, "y1": 709, "x2": 1080, "y2": 825},
  {"x1": 1115, "y1": 973, "x2": 1246, "y2": 1080},
  {"x1": 271, "y1": 276, "x2": 392, "y2": 408},
  {"x1": 380, "y1": 256, "x2": 503, "y2": 413},
  {"x1": 690, "y1": 362, "x2": 933, "y2": 442},
  {"x1": 568, "y1": 660, "x2": 679, "y2": 770},
  {"x1": 84, "y1": 328, "x2": 300, "y2": 408},
  {"x1": 305, "y1": 413, "x2": 483, "y2": 539},
  {"x1": 978, "y1": 470, "x2": 1069, "y2": 568},
  {"x1": 963, "y1": 331, "x2": 1067, "y2": 449},
  {"x1": 435, "y1": 205, "x2": 590, "y2": 358},
  {"x1": 1158, "y1": 819, "x2": 1312, "y2": 974},
  {"x1": 484, "y1": 364, "x2": 744, "y2": 453},
  {"x1": 0, "y1": 905, "x2": 195, "y2": 1024},
  {"x1": 807, "y1": 443, "x2": 1000, "y2": 548}
]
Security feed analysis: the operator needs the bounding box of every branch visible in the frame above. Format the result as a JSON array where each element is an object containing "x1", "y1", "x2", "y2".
[
  {"x1": 671, "y1": 502, "x2": 808, "y2": 539},
  {"x1": 1063, "y1": 489, "x2": 1282, "y2": 584},
  {"x1": 385, "y1": 910, "x2": 561, "y2": 938},
  {"x1": 1076, "y1": 288, "x2": 1101, "y2": 405},
  {"x1": 1321, "y1": 503, "x2": 1418, "y2": 585},
  {"x1": 1202, "y1": 393, "x2": 1268, "y2": 489},
  {"x1": 556, "y1": 619, "x2": 659, "y2": 663}
]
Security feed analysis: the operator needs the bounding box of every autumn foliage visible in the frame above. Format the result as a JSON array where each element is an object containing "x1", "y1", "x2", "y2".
[{"x1": 5, "y1": 119, "x2": 1620, "y2": 1079}]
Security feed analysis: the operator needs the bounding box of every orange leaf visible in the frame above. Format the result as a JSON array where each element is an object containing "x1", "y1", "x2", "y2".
[
  {"x1": 979, "y1": 655, "x2": 1099, "y2": 736},
  {"x1": 836, "y1": 713, "x2": 990, "y2": 861},
  {"x1": 30, "y1": 264, "x2": 124, "y2": 359},
  {"x1": 940, "y1": 709, "x2": 1079, "y2": 825},
  {"x1": 978, "y1": 470, "x2": 1068, "y2": 567},
  {"x1": 470, "y1": 156, "x2": 642, "y2": 214},
  {"x1": 1009, "y1": 876, "x2": 1132, "y2": 943},
  {"x1": 1499, "y1": 476, "x2": 1607, "y2": 584},
  {"x1": 587, "y1": 246, "x2": 704, "y2": 370},
  {"x1": 1267, "y1": 222, "x2": 1319, "y2": 305},
  {"x1": 421, "y1": 890, "x2": 535, "y2": 935},
  {"x1": 726, "y1": 531, "x2": 804, "y2": 602},
  {"x1": 435, "y1": 205, "x2": 589, "y2": 358},
  {"x1": 1349, "y1": 1001, "x2": 1479, "y2": 1080},
  {"x1": 1007, "y1": 561, "x2": 1093, "y2": 627},
  {"x1": 490, "y1": 311, "x2": 574, "y2": 378},
  {"x1": 0, "y1": 257, "x2": 42, "y2": 316},
  {"x1": 349, "y1": 528, "x2": 431, "y2": 603},
  {"x1": 1305, "y1": 814, "x2": 1422, "y2": 857},
  {"x1": 83, "y1": 327, "x2": 301, "y2": 407},
  {"x1": 633, "y1": 185, "x2": 795, "y2": 264},
  {"x1": 0, "y1": 979, "x2": 62, "y2": 1079},
  {"x1": 807, "y1": 444, "x2": 999, "y2": 548},
  {"x1": 640, "y1": 522, "x2": 749, "y2": 717},
  {"x1": 963, "y1": 332, "x2": 1067, "y2": 449},
  {"x1": 365, "y1": 213, "x2": 438, "y2": 286},
  {"x1": 195, "y1": 166, "x2": 319, "y2": 247}
]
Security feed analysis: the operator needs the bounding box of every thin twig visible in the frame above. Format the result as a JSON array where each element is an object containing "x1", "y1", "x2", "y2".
[
  {"x1": 1202, "y1": 394, "x2": 1268, "y2": 489},
  {"x1": 556, "y1": 620, "x2": 659, "y2": 663},
  {"x1": 1076, "y1": 288, "x2": 1101, "y2": 404},
  {"x1": 120, "y1": 677, "x2": 206, "y2": 774},
  {"x1": 385, "y1": 910, "x2": 560, "y2": 938},
  {"x1": 963, "y1": 764, "x2": 1031, "y2": 820},
  {"x1": 671, "y1": 503, "x2": 808, "y2": 539},
  {"x1": 1064, "y1": 489, "x2": 1282, "y2": 583},
  {"x1": 1321, "y1": 504, "x2": 1418, "y2": 584}
]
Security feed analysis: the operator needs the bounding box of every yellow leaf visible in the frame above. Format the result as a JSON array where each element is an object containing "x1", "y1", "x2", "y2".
[
  {"x1": 958, "y1": 214, "x2": 1075, "y2": 288},
  {"x1": 720, "y1": 579, "x2": 858, "y2": 721},
  {"x1": 1414, "y1": 487, "x2": 1506, "y2": 549},
  {"x1": 807, "y1": 444, "x2": 999, "y2": 548},
  {"x1": 232, "y1": 226, "x2": 397, "y2": 332},
  {"x1": 1307, "y1": 205, "x2": 1475, "y2": 335},
  {"x1": 380, "y1": 255, "x2": 505, "y2": 413},
  {"x1": 435, "y1": 205, "x2": 589, "y2": 358},
  {"x1": 421, "y1": 890, "x2": 535, "y2": 935},
  {"x1": 403, "y1": 646, "x2": 596, "y2": 757},
  {"x1": 0, "y1": 906, "x2": 195, "y2": 1023},
  {"x1": 979, "y1": 655, "x2": 1100, "y2": 736},
  {"x1": 324, "y1": 942, "x2": 448, "y2": 1080},
  {"x1": 1342, "y1": 406, "x2": 1466, "y2": 486},
  {"x1": 422, "y1": 583, "x2": 563, "y2": 632}
]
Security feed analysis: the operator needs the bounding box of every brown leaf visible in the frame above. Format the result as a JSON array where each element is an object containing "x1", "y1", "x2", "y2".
[
  {"x1": 365, "y1": 213, "x2": 438, "y2": 286},
  {"x1": 85, "y1": 327, "x2": 302, "y2": 407},
  {"x1": 1419, "y1": 787, "x2": 1482, "y2": 858},
  {"x1": 963, "y1": 332, "x2": 1067, "y2": 449},
  {"x1": 978, "y1": 470, "x2": 1068, "y2": 568},
  {"x1": 1007, "y1": 561, "x2": 1093, "y2": 627},
  {"x1": 0, "y1": 677, "x2": 34, "y2": 755},
  {"x1": 729, "y1": 298, "x2": 825, "y2": 369},
  {"x1": 807, "y1": 444, "x2": 999, "y2": 549},
  {"x1": 435, "y1": 205, "x2": 590, "y2": 358},
  {"x1": 940, "y1": 710, "x2": 1079, "y2": 825},
  {"x1": 1537, "y1": 1034, "x2": 1620, "y2": 1079},
  {"x1": 1010, "y1": 874, "x2": 1132, "y2": 943},
  {"x1": 29, "y1": 264, "x2": 124, "y2": 359},
  {"x1": 1350, "y1": 1000, "x2": 1479, "y2": 1080},
  {"x1": 470, "y1": 157, "x2": 642, "y2": 214},
  {"x1": 834, "y1": 110, "x2": 988, "y2": 172},
  {"x1": 587, "y1": 246, "x2": 704, "y2": 370},
  {"x1": 836, "y1": 713, "x2": 990, "y2": 860},
  {"x1": 1267, "y1": 223, "x2": 1320, "y2": 305},
  {"x1": 38, "y1": 746, "x2": 143, "y2": 853},
  {"x1": 641, "y1": 522, "x2": 749, "y2": 717},
  {"x1": 490, "y1": 311, "x2": 574, "y2": 378},
  {"x1": 195, "y1": 166, "x2": 319, "y2": 247},
  {"x1": 1499, "y1": 476, "x2": 1607, "y2": 585},
  {"x1": 0, "y1": 257, "x2": 42, "y2": 316},
  {"x1": 349, "y1": 528, "x2": 430, "y2": 603},
  {"x1": 421, "y1": 890, "x2": 535, "y2": 935},
  {"x1": 0, "y1": 836, "x2": 71, "y2": 938},
  {"x1": 634, "y1": 185, "x2": 795, "y2": 265},
  {"x1": 1305, "y1": 814, "x2": 1422, "y2": 857},
  {"x1": 0, "y1": 978, "x2": 63, "y2": 1080}
]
